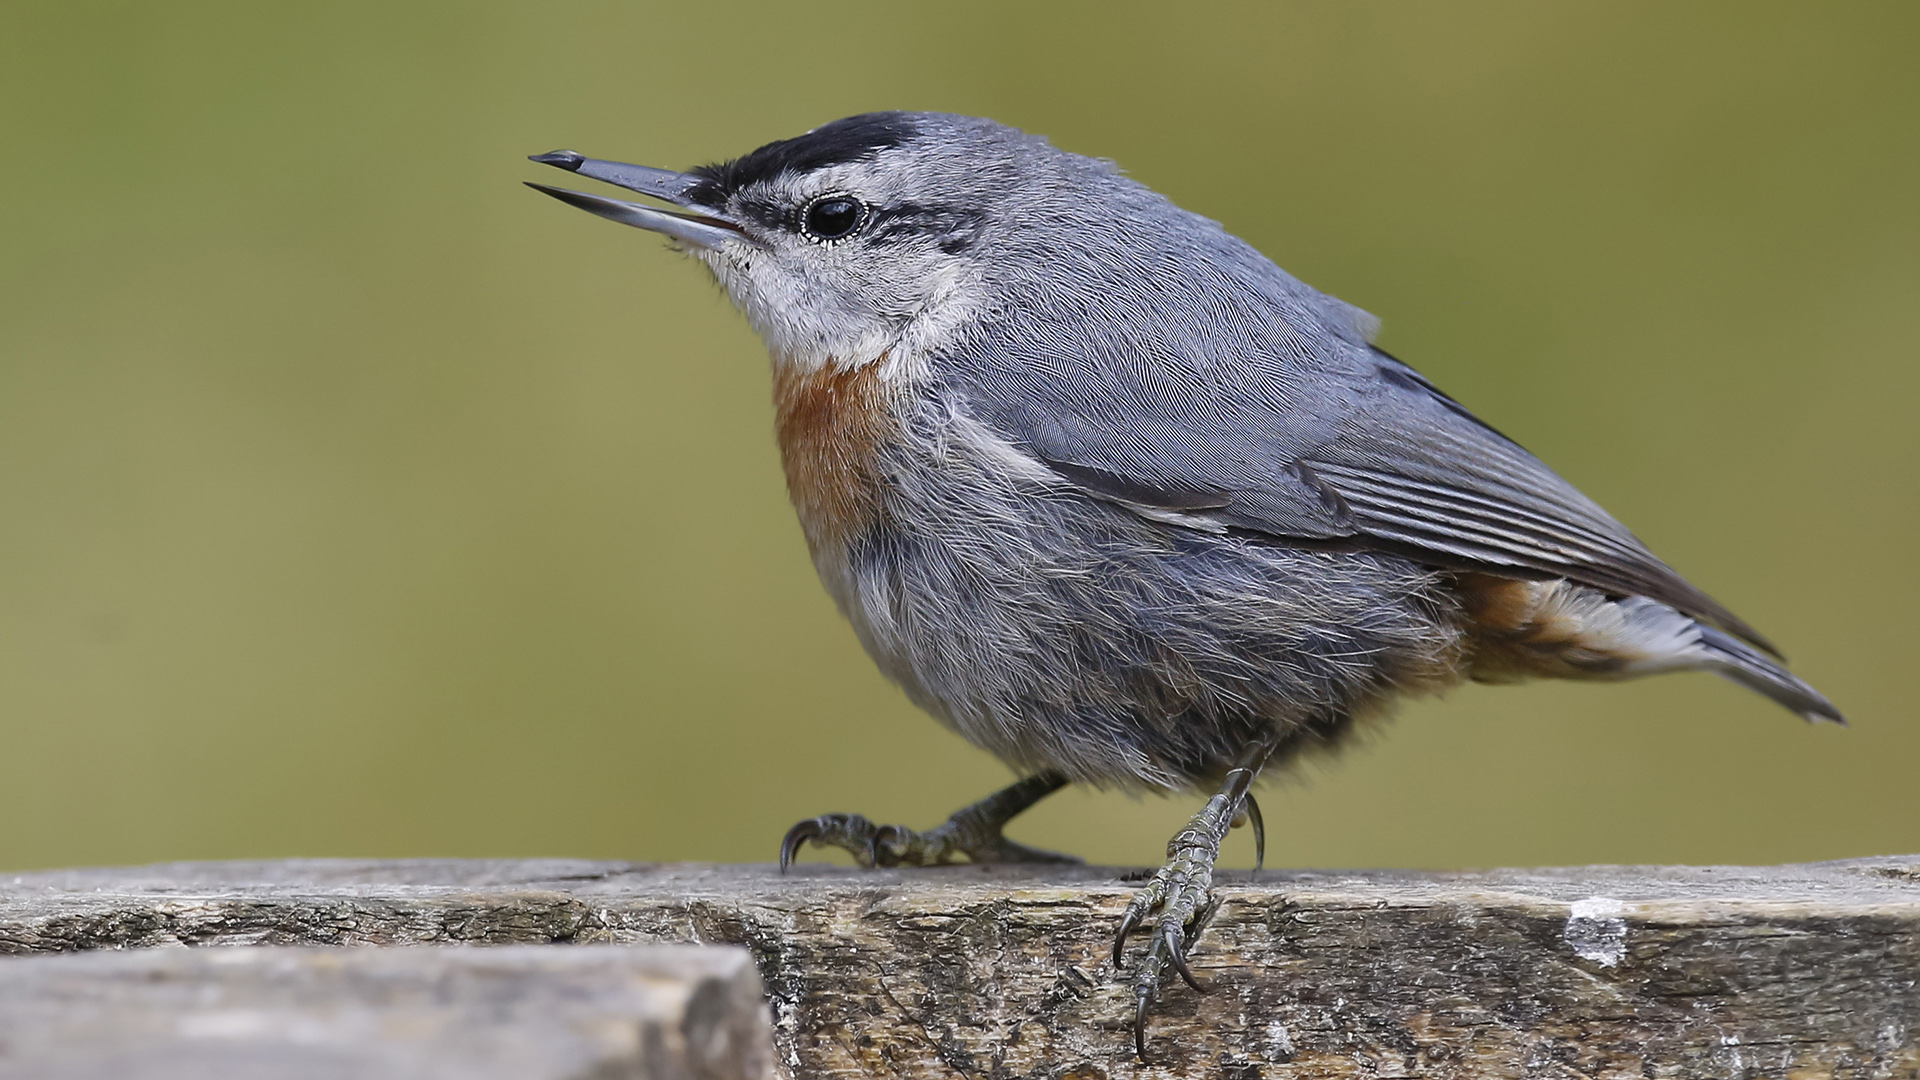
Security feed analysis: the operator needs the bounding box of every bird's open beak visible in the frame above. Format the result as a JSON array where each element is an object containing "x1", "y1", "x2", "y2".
[{"x1": 525, "y1": 150, "x2": 743, "y2": 250}]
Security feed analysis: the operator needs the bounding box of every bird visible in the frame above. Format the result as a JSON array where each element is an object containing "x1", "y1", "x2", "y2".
[{"x1": 526, "y1": 112, "x2": 1841, "y2": 1058}]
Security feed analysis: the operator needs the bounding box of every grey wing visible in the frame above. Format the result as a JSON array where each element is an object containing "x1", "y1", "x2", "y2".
[
  {"x1": 1304, "y1": 351, "x2": 1773, "y2": 653},
  {"x1": 952, "y1": 326, "x2": 1776, "y2": 656}
]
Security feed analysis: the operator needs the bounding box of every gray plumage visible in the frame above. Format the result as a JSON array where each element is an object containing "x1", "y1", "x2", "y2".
[
  {"x1": 851, "y1": 389, "x2": 1468, "y2": 789},
  {"x1": 904, "y1": 115, "x2": 1763, "y2": 648},
  {"x1": 532, "y1": 111, "x2": 1838, "y2": 794}
]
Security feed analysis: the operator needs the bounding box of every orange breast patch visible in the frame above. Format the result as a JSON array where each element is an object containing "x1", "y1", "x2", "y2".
[{"x1": 771, "y1": 357, "x2": 898, "y2": 555}]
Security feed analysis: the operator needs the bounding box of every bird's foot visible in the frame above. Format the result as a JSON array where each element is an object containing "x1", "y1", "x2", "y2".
[
  {"x1": 1112, "y1": 763, "x2": 1266, "y2": 1061},
  {"x1": 779, "y1": 773, "x2": 1077, "y2": 870}
]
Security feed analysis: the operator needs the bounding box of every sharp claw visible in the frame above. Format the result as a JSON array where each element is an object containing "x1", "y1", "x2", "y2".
[
  {"x1": 1133, "y1": 989, "x2": 1153, "y2": 1062},
  {"x1": 778, "y1": 820, "x2": 821, "y2": 873},
  {"x1": 1164, "y1": 927, "x2": 1206, "y2": 992},
  {"x1": 1112, "y1": 905, "x2": 1143, "y2": 969},
  {"x1": 1244, "y1": 792, "x2": 1265, "y2": 871}
]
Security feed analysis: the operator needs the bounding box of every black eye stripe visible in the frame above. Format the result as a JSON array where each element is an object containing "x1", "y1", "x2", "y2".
[
  {"x1": 800, "y1": 193, "x2": 867, "y2": 243},
  {"x1": 866, "y1": 204, "x2": 987, "y2": 251}
]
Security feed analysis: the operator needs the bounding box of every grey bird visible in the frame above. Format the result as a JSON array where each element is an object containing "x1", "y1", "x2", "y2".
[{"x1": 526, "y1": 112, "x2": 1841, "y2": 1057}]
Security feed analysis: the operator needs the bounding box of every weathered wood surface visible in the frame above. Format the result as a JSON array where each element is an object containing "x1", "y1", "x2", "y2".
[
  {"x1": 3, "y1": 857, "x2": 1917, "y2": 1079},
  {"x1": 0, "y1": 943, "x2": 774, "y2": 1080}
]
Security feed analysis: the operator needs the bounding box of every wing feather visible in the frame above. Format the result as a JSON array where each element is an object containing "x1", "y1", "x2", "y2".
[{"x1": 941, "y1": 189, "x2": 1776, "y2": 654}]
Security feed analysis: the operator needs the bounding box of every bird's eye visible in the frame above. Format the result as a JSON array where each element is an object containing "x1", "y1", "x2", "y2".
[{"x1": 801, "y1": 194, "x2": 866, "y2": 243}]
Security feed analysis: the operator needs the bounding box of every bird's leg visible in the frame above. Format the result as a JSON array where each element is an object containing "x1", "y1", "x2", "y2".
[
  {"x1": 779, "y1": 771, "x2": 1079, "y2": 870},
  {"x1": 1112, "y1": 738, "x2": 1278, "y2": 1061}
]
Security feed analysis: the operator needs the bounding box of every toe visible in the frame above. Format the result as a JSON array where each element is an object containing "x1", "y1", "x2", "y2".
[
  {"x1": 872, "y1": 823, "x2": 914, "y2": 867},
  {"x1": 777, "y1": 813, "x2": 881, "y2": 870},
  {"x1": 1113, "y1": 874, "x2": 1169, "y2": 969}
]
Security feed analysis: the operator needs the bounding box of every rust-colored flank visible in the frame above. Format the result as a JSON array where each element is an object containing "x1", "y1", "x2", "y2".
[
  {"x1": 1456, "y1": 572, "x2": 1556, "y2": 639},
  {"x1": 1454, "y1": 572, "x2": 1636, "y2": 680}
]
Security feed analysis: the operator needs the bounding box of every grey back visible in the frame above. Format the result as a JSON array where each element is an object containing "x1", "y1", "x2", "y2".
[{"x1": 928, "y1": 136, "x2": 1767, "y2": 649}]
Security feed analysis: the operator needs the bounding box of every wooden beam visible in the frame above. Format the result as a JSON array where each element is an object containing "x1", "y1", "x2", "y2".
[
  {"x1": 3, "y1": 858, "x2": 1916, "y2": 1078},
  {"x1": 0, "y1": 943, "x2": 775, "y2": 1080}
]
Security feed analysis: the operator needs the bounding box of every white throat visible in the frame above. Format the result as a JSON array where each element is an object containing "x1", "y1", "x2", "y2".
[{"x1": 699, "y1": 248, "x2": 985, "y2": 379}]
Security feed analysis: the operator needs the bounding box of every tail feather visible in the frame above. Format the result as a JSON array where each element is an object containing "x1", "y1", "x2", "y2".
[
  {"x1": 1457, "y1": 576, "x2": 1843, "y2": 724},
  {"x1": 1696, "y1": 624, "x2": 1845, "y2": 725}
]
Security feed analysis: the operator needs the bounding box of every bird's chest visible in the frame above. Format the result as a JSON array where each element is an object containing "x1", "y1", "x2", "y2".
[{"x1": 770, "y1": 357, "x2": 899, "y2": 564}]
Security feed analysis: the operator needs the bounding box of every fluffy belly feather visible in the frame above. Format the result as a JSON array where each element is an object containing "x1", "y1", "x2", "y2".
[{"x1": 785, "y1": 385, "x2": 1470, "y2": 791}]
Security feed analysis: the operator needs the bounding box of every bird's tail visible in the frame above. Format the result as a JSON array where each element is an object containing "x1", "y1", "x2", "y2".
[
  {"x1": 1458, "y1": 577, "x2": 1843, "y2": 724},
  {"x1": 1695, "y1": 624, "x2": 1845, "y2": 725}
]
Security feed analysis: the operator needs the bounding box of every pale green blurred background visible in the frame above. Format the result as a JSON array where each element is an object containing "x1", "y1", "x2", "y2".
[{"x1": 1, "y1": 2, "x2": 1915, "y2": 874}]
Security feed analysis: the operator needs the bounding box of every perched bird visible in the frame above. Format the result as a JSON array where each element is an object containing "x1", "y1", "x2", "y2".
[{"x1": 526, "y1": 112, "x2": 1840, "y2": 1057}]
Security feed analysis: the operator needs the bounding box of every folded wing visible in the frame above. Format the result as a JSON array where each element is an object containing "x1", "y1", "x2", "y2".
[{"x1": 948, "y1": 292, "x2": 1774, "y2": 655}]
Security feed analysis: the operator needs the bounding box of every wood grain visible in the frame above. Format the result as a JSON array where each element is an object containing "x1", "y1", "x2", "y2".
[
  {"x1": 0, "y1": 943, "x2": 775, "y2": 1080},
  {"x1": 3, "y1": 858, "x2": 1916, "y2": 1079}
]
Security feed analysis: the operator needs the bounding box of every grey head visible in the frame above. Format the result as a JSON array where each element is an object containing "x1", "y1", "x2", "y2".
[
  {"x1": 529, "y1": 113, "x2": 1059, "y2": 369},
  {"x1": 529, "y1": 112, "x2": 1383, "y2": 371}
]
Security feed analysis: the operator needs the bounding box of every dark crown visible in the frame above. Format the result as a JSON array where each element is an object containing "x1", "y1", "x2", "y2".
[{"x1": 685, "y1": 113, "x2": 922, "y2": 208}]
